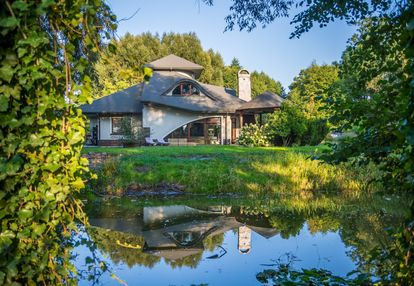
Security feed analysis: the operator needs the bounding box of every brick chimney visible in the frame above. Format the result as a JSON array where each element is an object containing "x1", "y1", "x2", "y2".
[{"x1": 238, "y1": 69, "x2": 251, "y2": 102}]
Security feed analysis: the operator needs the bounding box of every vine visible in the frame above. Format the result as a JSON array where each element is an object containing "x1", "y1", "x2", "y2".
[{"x1": 0, "y1": 0, "x2": 116, "y2": 284}]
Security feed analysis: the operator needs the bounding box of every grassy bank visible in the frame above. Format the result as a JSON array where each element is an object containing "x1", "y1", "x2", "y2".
[{"x1": 83, "y1": 145, "x2": 380, "y2": 196}]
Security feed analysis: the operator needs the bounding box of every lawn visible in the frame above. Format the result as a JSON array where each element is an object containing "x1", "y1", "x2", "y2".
[{"x1": 83, "y1": 145, "x2": 379, "y2": 197}]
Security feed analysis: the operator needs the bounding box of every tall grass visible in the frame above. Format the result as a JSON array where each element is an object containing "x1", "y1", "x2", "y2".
[{"x1": 84, "y1": 145, "x2": 381, "y2": 196}]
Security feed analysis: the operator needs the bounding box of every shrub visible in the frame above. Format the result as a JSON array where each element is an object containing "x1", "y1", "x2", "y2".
[
  {"x1": 266, "y1": 102, "x2": 307, "y2": 146},
  {"x1": 302, "y1": 119, "x2": 330, "y2": 145},
  {"x1": 120, "y1": 117, "x2": 145, "y2": 147},
  {"x1": 238, "y1": 124, "x2": 269, "y2": 146}
]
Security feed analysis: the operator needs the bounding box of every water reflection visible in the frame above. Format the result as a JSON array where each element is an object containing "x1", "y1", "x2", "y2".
[
  {"x1": 89, "y1": 205, "x2": 281, "y2": 264},
  {"x1": 78, "y1": 199, "x2": 411, "y2": 285}
]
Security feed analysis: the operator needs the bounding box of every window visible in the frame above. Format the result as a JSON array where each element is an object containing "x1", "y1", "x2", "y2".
[
  {"x1": 171, "y1": 82, "x2": 200, "y2": 96},
  {"x1": 111, "y1": 117, "x2": 123, "y2": 135}
]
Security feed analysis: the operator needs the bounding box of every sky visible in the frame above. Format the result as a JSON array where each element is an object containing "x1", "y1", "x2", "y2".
[{"x1": 106, "y1": 0, "x2": 357, "y2": 90}]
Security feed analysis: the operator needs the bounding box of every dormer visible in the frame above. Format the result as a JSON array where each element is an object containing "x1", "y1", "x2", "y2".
[
  {"x1": 145, "y1": 54, "x2": 204, "y2": 79},
  {"x1": 168, "y1": 81, "x2": 201, "y2": 96}
]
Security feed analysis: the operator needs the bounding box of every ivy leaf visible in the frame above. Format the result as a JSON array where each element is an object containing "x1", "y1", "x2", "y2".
[
  {"x1": 0, "y1": 17, "x2": 19, "y2": 28},
  {"x1": 0, "y1": 230, "x2": 15, "y2": 251},
  {"x1": 0, "y1": 65, "x2": 15, "y2": 83},
  {"x1": 0, "y1": 96, "x2": 9, "y2": 112},
  {"x1": 12, "y1": 1, "x2": 29, "y2": 11},
  {"x1": 18, "y1": 209, "x2": 33, "y2": 220}
]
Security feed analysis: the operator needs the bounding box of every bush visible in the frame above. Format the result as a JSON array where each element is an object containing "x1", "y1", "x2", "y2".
[
  {"x1": 302, "y1": 119, "x2": 330, "y2": 145},
  {"x1": 266, "y1": 102, "x2": 307, "y2": 146},
  {"x1": 120, "y1": 117, "x2": 145, "y2": 147},
  {"x1": 238, "y1": 124, "x2": 269, "y2": 146}
]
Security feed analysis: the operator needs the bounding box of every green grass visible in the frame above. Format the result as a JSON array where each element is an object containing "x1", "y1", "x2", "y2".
[
  {"x1": 84, "y1": 145, "x2": 380, "y2": 197},
  {"x1": 82, "y1": 145, "x2": 328, "y2": 156}
]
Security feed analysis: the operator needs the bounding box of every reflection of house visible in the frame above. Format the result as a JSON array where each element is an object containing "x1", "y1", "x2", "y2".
[
  {"x1": 90, "y1": 205, "x2": 279, "y2": 261},
  {"x1": 81, "y1": 54, "x2": 283, "y2": 146}
]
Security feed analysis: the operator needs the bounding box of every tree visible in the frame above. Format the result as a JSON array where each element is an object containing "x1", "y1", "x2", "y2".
[
  {"x1": 204, "y1": 0, "x2": 414, "y2": 283},
  {"x1": 94, "y1": 33, "x2": 284, "y2": 99},
  {"x1": 0, "y1": 0, "x2": 116, "y2": 284},
  {"x1": 288, "y1": 63, "x2": 339, "y2": 145},
  {"x1": 322, "y1": 17, "x2": 412, "y2": 190},
  {"x1": 289, "y1": 63, "x2": 339, "y2": 120},
  {"x1": 94, "y1": 32, "x2": 227, "y2": 96},
  {"x1": 251, "y1": 71, "x2": 284, "y2": 98},
  {"x1": 205, "y1": 0, "x2": 413, "y2": 189},
  {"x1": 222, "y1": 58, "x2": 240, "y2": 91},
  {"x1": 266, "y1": 101, "x2": 307, "y2": 146}
]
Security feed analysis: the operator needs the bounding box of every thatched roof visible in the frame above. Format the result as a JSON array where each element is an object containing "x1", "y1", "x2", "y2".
[
  {"x1": 237, "y1": 91, "x2": 283, "y2": 111},
  {"x1": 80, "y1": 84, "x2": 143, "y2": 114},
  {"x1": 140, "y1": 71, "x2": 244, "y2": 113}
]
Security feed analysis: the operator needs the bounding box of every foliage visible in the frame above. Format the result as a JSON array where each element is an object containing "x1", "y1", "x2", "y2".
[
  {"x1": 94, "y1": 32, "x2": 283, "y2": 97},
  {"x1": 87, "y1": 227, "x2": 161, "y2": 268},
  {"x1": 289, "y1": 63, "x2": 339, "y2": 120},
  {"x1": 203, "y1": 0, "x2": 406, "y2": 38},
  {"x1": 223, "y1": 59, "x2": 284, "y2": 98},
  {"x1": 266, "y1": 101, "x2": 307, "y2": 146},
  {"x1": 251, "y1": 71, "x2": 285, "y2": 98},
  {"x1": 0, "y1": 0, "x2": 116, "y2": 284},
  {"x1": 204, "y1": 1, "x2": 414, "y2": 284},
  {"x1": 263, "y1": 63, "x2": 338, "y2": 147},
  {"x1": 237, "y1": 124, "x2": 269, "y2": 147},
  {"x1": 256, "y1": 265, "x2": 372, "y2": 285},
  {"x1": 119, "y1": 117, "x2": 144, "y2": 146},
  {"x1": 319, "y1": 16, "x2": 414, "y2": 193}
]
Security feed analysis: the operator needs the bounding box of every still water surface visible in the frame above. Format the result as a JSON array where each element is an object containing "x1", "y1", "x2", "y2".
[{"x1": 75, "y1": 197, "x2": 409, "y2": 285}]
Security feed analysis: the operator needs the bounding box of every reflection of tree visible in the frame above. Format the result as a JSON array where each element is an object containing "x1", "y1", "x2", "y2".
[
  {"x1": 165, "y1": 252, "x2": 203, "y2": 269},
  {"x1": 87, "y1": 227, "x2": 160, "y2": 268},
  {"x1": 268, "y1": 212, "x2": 305, "y2": 239},
  {"x1": 338, "y1": 212, "x2": 395, "y2": 278},
  {"x1": 307, "y1": 214, "x2": 340, "y2": 234},
  {"x1": 204, "y1": 233, "x2": 225, "y2": 251},
  {"x1": 88, "y1": 227, "x2": 226, "y2": 270},
  {"x1": 164, "y1": 233, "x2": 225, "y2": 269}
]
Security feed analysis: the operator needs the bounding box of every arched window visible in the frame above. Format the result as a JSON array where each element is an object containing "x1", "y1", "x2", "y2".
[{"x1": 171, "y1": 82, "x2": 200, "y2": 96}]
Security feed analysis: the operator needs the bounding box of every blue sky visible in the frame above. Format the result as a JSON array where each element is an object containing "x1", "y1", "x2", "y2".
[{"x1": 107, "y1": 0, "x2": 356, "y2": 90}]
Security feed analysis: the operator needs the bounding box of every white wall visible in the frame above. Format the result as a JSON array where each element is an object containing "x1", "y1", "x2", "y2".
[
  {"x1": 143, "y1": 104, "x2": 227, "y2": 141},
  {"x1": 99, "y1": 115, "x2": 141, "y2": 140}
]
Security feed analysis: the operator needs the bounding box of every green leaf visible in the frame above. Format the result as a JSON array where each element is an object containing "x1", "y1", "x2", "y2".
[
  {"x1": 0, "y1": 230, "x2": 15, "y2": 250},
  {"x1": 33, "y1": 224, "x2": 46, "y2": 237},
  {"x1": 0, "y1": 95, "x2": 9, "y2": 112},
  {"x1": 0, "y1": 271, "x2": 5, "y2": 285},
  {"x1": 0, "y1": 17, "x2": 19, "y2": 28},
  {"x1": 0, "y1": 65, "x2": 15, "y2": 83},
  {"x1": 12, "y1": 1, "x2": 29, "y2": 11},
  {"x1": 18, "y1": 209, "x2": 33, "y2": 220}
]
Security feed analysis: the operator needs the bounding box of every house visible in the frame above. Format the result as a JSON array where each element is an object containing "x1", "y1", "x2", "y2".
[{"x1": 81, "y1": 54, "x2": 283, "y2": 146}]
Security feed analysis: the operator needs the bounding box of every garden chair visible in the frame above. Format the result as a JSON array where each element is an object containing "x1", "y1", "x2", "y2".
[
  {"x1": 145, "y1": 137, "x2": 156, "y2": 146},
  {"x1": 155, "y1": 138, "x2": 170, "y2": 146}
]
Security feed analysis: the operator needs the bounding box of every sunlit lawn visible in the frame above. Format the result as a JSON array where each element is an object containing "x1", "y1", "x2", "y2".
[{"x1": 84, "y1": 145, "x2": 379, "y2": 197}]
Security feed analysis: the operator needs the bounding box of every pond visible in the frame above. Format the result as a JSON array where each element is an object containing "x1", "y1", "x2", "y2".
[{"x1": 75, "y1": 195, "x2": 411, "y2": 285}]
